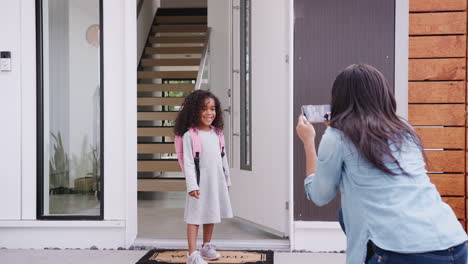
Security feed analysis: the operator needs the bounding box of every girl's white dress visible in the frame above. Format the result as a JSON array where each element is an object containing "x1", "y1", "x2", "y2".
[{"x1": 182, "y1": 129, "x2": 233, "y2": 225}]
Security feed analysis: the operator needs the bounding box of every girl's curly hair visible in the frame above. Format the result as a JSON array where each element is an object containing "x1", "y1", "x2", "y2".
[{"x1": 174, "y1": 90, "x2": 224, "y2": 136}]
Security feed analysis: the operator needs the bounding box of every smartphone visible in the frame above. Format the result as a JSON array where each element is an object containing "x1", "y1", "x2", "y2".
[{"x1": 301, "y1": 105, "x2": 331, "y2": 123}]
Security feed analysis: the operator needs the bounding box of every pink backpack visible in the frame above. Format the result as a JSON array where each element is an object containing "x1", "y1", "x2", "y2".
[{"x1": 174, "y1": 127, "x2": 225, "y2": 186}]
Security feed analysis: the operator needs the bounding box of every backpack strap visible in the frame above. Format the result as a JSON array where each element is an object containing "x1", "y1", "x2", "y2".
[
  {"x1": 188, "y1": 128, "x2": 202, "y2": 186},
  {"x1": 174, "y1": 135, "x2": 185, "y2": 173},
  {"x1": 212, "y1": 126, "x2": 225, "y2": 158},
  {"x1": 187, "y1": 127, "x2": 225, "y2": 186}
]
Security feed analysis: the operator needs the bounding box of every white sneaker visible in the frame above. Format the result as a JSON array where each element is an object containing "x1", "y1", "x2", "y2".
[
  {"x1": 187, "y1": 251, "x2": 207, "y2": 264},
  {"x1": 200, "y1": 243, "x2": 221, "y2": 260}
]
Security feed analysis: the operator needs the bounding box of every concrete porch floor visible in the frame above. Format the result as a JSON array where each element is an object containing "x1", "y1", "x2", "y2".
[{"x1": 0, "y1": 249, "x2": 346, "y2": 264}]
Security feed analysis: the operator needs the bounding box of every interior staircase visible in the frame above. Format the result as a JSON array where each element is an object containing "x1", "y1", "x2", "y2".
[{"x1": 137, "y1": 8, "x2": 208, "y2": 192}]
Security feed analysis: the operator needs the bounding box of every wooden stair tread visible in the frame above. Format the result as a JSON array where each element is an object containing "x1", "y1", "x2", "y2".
[
  {"x1": 156, "y1": 16, "x2": 207, "y2": 24},
  {"x1": 138, "y1": 111, "x2": 179, "y2": 121},
  {"x1": 138, "y1": 143, "x2": 175, "y2": 154},
  {"x1": 152, "y1": 25, "x2": 208, "y2": 33},
  {"x1": 145, "y1": 47, "x2": 203, "y2": 55},
  {"x1": 137, "y1": 70, "x2": 198, "y2": 79},
  {"x1": 141, "y1": 58, "x2": 200, "y2": 67},
  {"x1": 149, "y1": 36, "x2": 205, "y2": 44},
  {"x1": 137, "y1": 97, "x2": 185, "y2": 106},
  {"x1": 138, "y1": 178, "x2": 185, "y2": 192},
  {"x1": 138, "y1": 126, "x2": 175, "y2": 137},
  {"x1": 138, "y1": 159, "x2": 181, "y2": 172},
  {"x1": 138, "y1": 84, "x2": 194, "y2": 92}
]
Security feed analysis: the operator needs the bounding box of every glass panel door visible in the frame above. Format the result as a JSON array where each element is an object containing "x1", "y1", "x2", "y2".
[{"x1": 37, "y1": 0, "x2": 103, "y2": 219}]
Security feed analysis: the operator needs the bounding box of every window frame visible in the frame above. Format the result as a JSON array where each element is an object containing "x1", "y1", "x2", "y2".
[
  {"x1": 240, "y1": 0, "x2": 252, "y2": 171},
  {"x1": 36, "y1": 0, "x2": 104, "y2": 220}
]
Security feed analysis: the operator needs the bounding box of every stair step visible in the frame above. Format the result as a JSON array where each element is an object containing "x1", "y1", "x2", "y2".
[
  {"x1": 138, "y1": 84, "x2": 194, "y2": 92},
  {"x1": 138, "y1": 127, "x2": 174, "y2": 137},
  {"x1": 138, "y1": 97, "x2": 185, "y2": 106},
  {"x1": 152, "y1": 25, "x2": 207, "y2": 33},
  {"x1": 141, "y1": 58, "x2": 200, "y2": 67},
  {"x1": 138, "y1": 143, "x2": 175, "y2": 154},
  {"x1": 156, "y1": 16, "x2": 207, "y2": 24},
  {"x1": 145, "y1": 47, "x2": 203, "y2": 55},
  {"x1": 149, "y1": 36, "x2": 205, "y2": 44},
  {"x1": 138, "y1": 71, "x2": 198, "y2": 79},
  {"x1": 156, "y1": 8, "x2": 207, "y2": 17},
  {"x1": 138, "y1": 159, "x2": 181, "y2": 172},
  {"x1": 138, "y1": 178, "x2": 185, "y2": 192},
  {"x1": 138, "y1": 111, "x2": 178, "y2": 121}
]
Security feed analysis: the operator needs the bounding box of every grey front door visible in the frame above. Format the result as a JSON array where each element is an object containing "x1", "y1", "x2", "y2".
[{"x1": 293, "y1": 0, "x2": 395, "y2": 221}]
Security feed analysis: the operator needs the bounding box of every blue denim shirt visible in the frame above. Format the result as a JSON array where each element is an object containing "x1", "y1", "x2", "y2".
[{"x1": 304, "y1": 127, "x2": 467, "y2": 264}]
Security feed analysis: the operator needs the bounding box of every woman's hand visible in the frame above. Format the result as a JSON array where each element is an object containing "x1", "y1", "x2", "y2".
[
  {"x1": 296, "y1": 115, "x2": 316, "y2": 145},
  {"x1": 296, "y1": 115, "x2": 318, "y2": 176},
  {"x1": 189, "y1": 190, "x2": 200, "y2": 199}
]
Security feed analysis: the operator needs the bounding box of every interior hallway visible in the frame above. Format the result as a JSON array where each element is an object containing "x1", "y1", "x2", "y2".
[{"x1": 138, "y1": 192, "x2": 282, "y2": 240}]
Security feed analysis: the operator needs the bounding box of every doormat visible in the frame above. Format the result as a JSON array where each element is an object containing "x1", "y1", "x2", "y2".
[{"x1": 136, "y1": 249, "x2": 274, "y2": 264}]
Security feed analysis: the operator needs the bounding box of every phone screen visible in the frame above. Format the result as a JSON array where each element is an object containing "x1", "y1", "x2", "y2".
[{"x1": 301, "y1": 105, "x2": 331, "y2": 123}]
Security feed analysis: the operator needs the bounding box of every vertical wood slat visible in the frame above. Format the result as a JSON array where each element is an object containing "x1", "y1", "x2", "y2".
[
  {"x1": 408, "y1": 58, "x2": 466, "y2": 81},
  {"x1": 409, "y1": 81, "x2": 465, "y2": 103},
  {"x1": 415, "y1": 127, "x2": 465, "y2": 149},
  {"x1": 408, "y1": 104, "x2": 465, "y2": 126},
  {"x1": 426, "y1": 151, "x2": 465, "y2": 172},
  {"x1": 409, "y1": 12, "x2": 466, "y2": 35},
  {"x1": 442, "y1": 197, "x2": 465, "y2": 219},
  {"x1": 410, "y1": 0, "x2": 467, "y2": 12},
  {"x1": 429, "y1": 174, "x2": 465, "y2": 196},
  {"x1": 409, "y1": 36, "x2": 466, "y2": 58}
]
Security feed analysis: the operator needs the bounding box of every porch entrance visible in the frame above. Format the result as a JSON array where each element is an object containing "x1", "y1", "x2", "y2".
[{"x1": 134, "y1": 1, "x2": 288, "y2": 247}]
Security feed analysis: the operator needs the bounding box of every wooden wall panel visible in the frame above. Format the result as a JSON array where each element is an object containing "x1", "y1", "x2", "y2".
[
  {"x1": 409, "y1": 36, "x2": 466, "y2": 58},
  {"x1": 429, "y1": 174, "x2": 465, "y2": 196},
  {"x1": 409, "y1": 0, "x2": 467, "y2": 228},
  {"x1": 409, "y1": 81, "x2": 465, "y2": 103},
  {"x1": 415, "y1": 127, "x2": 465, "y2": 149},
  {"x1": 426, "y1": 151, "x2": 465, "y2": 172},
  {"x1": 409, "y1": 58, "x2": 466, "y2": 81},
  {"x1": 409, "y1": 12, "x2": 466, "y2": 35},
  {"x1": 410, "y1": 0, "x2": 466, "y2": 12},
  {"x1": 408, "y1": 104, "x2": 465, "y2": 126},
  {"x1": 442, "y1": 197, "x2": 465, "y2": 219}
]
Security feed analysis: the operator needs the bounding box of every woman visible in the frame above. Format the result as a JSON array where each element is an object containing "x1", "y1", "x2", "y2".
[{"x1": 296, "y1": 64, "x2": 467, "y2": 264}]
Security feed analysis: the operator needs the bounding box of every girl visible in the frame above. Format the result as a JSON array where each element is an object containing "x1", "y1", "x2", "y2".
[
  {"x1": 174, "y1": 90, "x2": 233, "y2": 264},
  {"x1": 296, "y1": 64, "x2": 467, "y2": 264}
]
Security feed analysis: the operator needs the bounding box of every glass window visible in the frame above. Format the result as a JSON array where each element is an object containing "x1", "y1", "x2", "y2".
[
  {"x1": 37, "y1": 0, "x2": 103, "y2": 219},
  {"x1": 240, "y1": 0, "x2": 252, "y2": 170}
]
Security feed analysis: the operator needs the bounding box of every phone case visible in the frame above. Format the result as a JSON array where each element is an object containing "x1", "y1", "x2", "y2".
[{"x1": 302, "y1": 105, "x2": 331, "y2": 123}]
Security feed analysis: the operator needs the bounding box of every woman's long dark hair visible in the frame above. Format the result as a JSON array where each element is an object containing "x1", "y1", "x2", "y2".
[
  {"x1": 330, "y1": 64, "x2": 425, "y2": 175},
  {"x1": 174, "y1": 90, "x2": 224, "y2": 136}
]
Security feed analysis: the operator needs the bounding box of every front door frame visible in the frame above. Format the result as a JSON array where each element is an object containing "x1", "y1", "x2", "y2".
[{"x1": 126, "y1": 0, "x2": 296, "y2": 248}]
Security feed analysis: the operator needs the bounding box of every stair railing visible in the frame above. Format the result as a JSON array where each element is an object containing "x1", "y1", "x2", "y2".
[{"x1": 194, "y1": 28, "x2": 211, "y2": 91}]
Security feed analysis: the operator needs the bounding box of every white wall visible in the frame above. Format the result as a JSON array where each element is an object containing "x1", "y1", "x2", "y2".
[
  {"x1": 137, "y1": 0, "x2": 160, "y2": 62},
  {"x1": 229, "y1": 0, "x2": 290, "y2": 236},
  {"x1": 160, "y1": 0, "x2": 207, "y2": 8},
  {"x1": 0, "y1": 0, "x2": 136, "y2": 249},
  {"x1": 395, "y1": 0, "x2": 409, "y2": 119},
  {"x1": 0, "y1": 0, "x2": 22, "y2": 220},
  {"x1": 102, "y1": 0, "x2": 137, "y2": 229}
]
